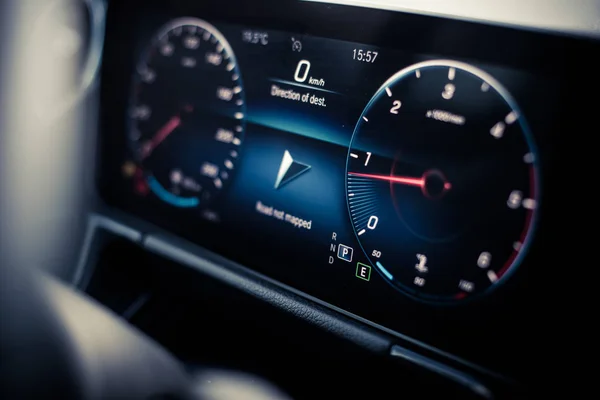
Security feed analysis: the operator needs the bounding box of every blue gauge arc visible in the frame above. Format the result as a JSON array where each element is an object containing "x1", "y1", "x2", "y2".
[{"x1": 147, "y1": 176, "x2": 199, "y2": 208}]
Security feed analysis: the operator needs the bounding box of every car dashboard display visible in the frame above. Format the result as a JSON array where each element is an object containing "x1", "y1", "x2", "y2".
[{"x1": 99, "y1": 0, "x2": 586, "y2": 383}]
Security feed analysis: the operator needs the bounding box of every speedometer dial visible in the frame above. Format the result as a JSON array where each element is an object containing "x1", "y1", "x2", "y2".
[
  {"x1": 129, "y1": 18, "x2": 245, "y2": 208},
  {"x1": 346, "y1": 60, "x2": 539, "y2": 303}
]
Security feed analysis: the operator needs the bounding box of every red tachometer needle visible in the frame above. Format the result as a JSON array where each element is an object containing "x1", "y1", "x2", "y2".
[
  {"x1": 348, "y1": 172, "x2": 426, "y2": 188},
  {"x1": 348, "y1": 170, "x2": 452, "y2": 196},
  {"x1": 141, "y1": 115, "x2": 182, "y2": 159}
]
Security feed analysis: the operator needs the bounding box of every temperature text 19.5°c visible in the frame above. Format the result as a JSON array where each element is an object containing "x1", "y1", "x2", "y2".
[{"x1": 353, "y1": 48, "x2": 378, "y2": 63}]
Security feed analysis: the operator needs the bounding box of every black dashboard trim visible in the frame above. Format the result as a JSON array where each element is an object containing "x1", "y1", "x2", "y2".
[
  {"x1": 390, "y1": 345, "x2": 492, "y2": 399},
  {"x1": 143, "y1": 233, "x2": 392, "y2": 354},
  {"x1": 72, "y1": 210, "x2": 515, "y2": 394},
  {"x1": 72, "y1": 214, "x2": 143, "y2": 289},
  {"x1": 307, "y1": 0, "x2": 600, "y2": 40}
]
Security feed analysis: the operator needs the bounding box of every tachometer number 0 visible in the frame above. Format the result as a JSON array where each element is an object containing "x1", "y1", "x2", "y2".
[{"x1": 367, "y1": 215, "x2": 379, "y2": 229}]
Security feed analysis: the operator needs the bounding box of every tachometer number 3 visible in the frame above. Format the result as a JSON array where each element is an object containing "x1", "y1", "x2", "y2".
[{"x1": 442, "y1": 83, "x2": 455, "y2": 100}]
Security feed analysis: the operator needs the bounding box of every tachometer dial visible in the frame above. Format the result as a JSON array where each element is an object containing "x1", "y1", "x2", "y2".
[
  {"x1": 129, "y1": 18, "x2": 245, "y2": 208},
  {"x1": 346, "y1": 60, "x2": 539, "y2": 303}
]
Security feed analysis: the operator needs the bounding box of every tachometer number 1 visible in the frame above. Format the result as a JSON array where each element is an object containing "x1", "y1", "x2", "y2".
[{"x1": 348, "y1": 151, "x2": 371, "y2": 166}]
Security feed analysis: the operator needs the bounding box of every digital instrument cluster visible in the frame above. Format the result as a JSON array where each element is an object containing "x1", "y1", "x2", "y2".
[
  {"x1": 127, "y1": 18, "x2": 539, "y2": 303},
  {"x1": 100, "y1": 0, "x2": 564, "y2": 379}
]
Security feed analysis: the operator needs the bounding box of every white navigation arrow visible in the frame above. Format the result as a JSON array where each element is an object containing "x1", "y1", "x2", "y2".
[{"x1": 274, "y1": 150, "x2": 311, "y2": 189}]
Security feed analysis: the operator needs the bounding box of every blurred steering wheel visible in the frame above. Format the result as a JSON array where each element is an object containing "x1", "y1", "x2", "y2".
[{"x1": 0, "y1": 1, "x2": 291, "y2": 399}]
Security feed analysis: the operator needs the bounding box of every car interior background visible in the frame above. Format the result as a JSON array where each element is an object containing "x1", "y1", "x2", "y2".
[{"x1": 1, "y1": 0, "x2": 597, "y2": 398}]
